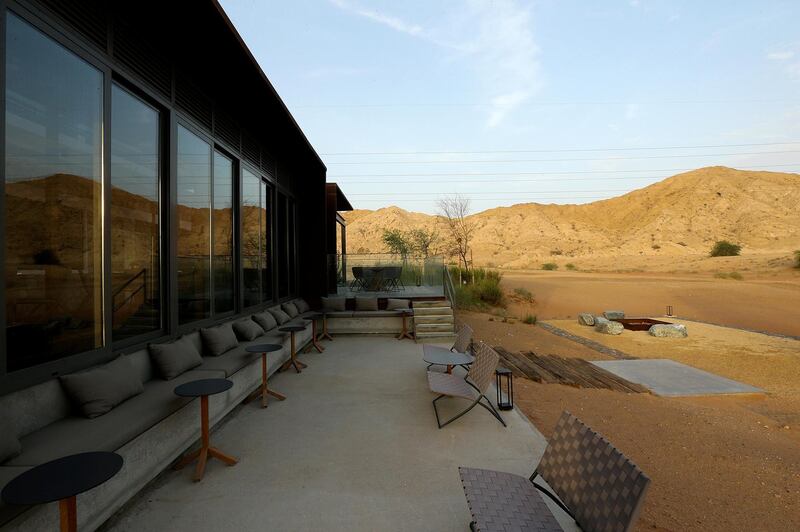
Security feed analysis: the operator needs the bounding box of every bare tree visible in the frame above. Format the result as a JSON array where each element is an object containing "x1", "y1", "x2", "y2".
[
  {"x1": 409, "y1": 228, "x2": 439, "y2": 259},
  {"x1": 437, "y1": 195, "x2": 475, "y2": 272}
]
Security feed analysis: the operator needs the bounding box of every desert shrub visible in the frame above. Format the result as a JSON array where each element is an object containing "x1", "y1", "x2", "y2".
[
  {"x1": 795, "y1": 250, "x2": 800, "y2": 269},
  {"x1": 475, "y1": 278, "x2": 504, "y2": 306},
  {"x1": 522, "y1": 314, "x2": 537, "y2": 325},
  {"x1": 449, "y1": 266, "x2": 502, "y2": 285},
  {"x1": 714, "y1": 271, "x2": 743, "y2": 280},
  {"x1": 513, "y1": 287, "x2": 534, "y2": 302},
  {"x1": 651, "y1": 244, "x2": 661, "y2": 250},
  {"x1": 541, "y1": 263, "x2": 558, "y2": 271},
  {"x1": 453, "y1": 271, "x2": 505, "y2": 309},
  {"x1": 710, "y1": 240, "x2": 741, "y2": 257},
  {"x1": 677, "y1": 241, "x2": 688, "y2": 247},
  {"x1": 565, "y1": 263, "x2": 576, "y2": 270},
  {"x1": 550, "y1": 249, "x2": 563, "y2": 256}
]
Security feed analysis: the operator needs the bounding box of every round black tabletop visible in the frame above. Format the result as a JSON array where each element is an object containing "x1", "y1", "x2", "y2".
[
  {"x1": 279, "y1": 325, "x2": 306, "y2": 332},
  {"x1": 422, "y1": 344, "x2": 475, "y2": 366},
  {"x1": 174, "y1": 378, "x2": 233, "y2": 398},
  {"x1": 1, "y1": 451, "x2": 123, "y2": 505},
  {"x1": 245, "y1": 343, "x2": 283, "y2": 354},
  {"x1": 306, "y1": 311, "x2": 326, "y2": 318}
]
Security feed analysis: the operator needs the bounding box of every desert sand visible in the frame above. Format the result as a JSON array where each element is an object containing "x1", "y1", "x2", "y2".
[{"x1": 459, "y1": 310, "x2": 800, "y2": 532}]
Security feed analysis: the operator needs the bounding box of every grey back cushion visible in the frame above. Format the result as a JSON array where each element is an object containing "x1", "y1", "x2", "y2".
[
  {"x1": 321, "y1": 296, "x2": 346, "y2": 312},
  {"x1": 149, "y1": 336, "x2": 203, "y2": 380},
  {"x1": 282, "y1": 302, "x2": 299, "y2": 318},
  {"x1": 355, "y1": 297, "x2": 378, "y2": 311},
  {"x1": 200, "y1": 323, "x2": 239, "y2": 357},
  {"x1": 0, "y1": 428, "x2": 21, "y2": 464},
  {"x1": 295, "y1": 299, "x2": 310, "y2": 313},
  {"x1": 253, "y1": 311, "x2": 277, "y2": 332},
  {"x1": 233, "y1": 318, "x2": 264, "y2": 341},
  {"x1": 60, "y1": 356, "x2": 144, "y2": 418},
  {"x1": 386, "y1": 298, "x2": 410, "y2": 310},
  {"x1": 268, "y1": 307, "x2": 291, "y2": 325}
]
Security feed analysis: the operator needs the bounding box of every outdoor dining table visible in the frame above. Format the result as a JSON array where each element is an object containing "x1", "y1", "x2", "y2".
[
  {"x1": 244, "y1": 343, "x2": 287, "y2": 408},
  {"x1": 1, "y1": 451, "x2": 123, "y2": 532},
  {"x1": 173, "y1": 378, "x2": 238, "y2": 482},
  {"x1": 423, "y1": 343, "x2": 475, "y2": 374},
  {"x1": 278, "y1": 324, "x2": 308, "y2": 373}
]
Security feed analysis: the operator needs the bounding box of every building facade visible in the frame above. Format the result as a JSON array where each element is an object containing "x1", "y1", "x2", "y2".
[{"x1": 0, "y1": 0, "x2": 330, "y2": 395}]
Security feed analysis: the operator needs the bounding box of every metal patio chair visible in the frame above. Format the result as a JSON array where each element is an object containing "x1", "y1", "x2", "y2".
[
  {"x1": 427, "y1": 324, "x2": 474, "y2": 373},
  {"x1": 458, "y1": 411, "x2": 651, "y2": 532},
  {"x1": 350, "y1": 267, "x2": 366, "y2": 291},
  {"x1": 427, "y1": 342, "x2": 505, "y2": 429}
]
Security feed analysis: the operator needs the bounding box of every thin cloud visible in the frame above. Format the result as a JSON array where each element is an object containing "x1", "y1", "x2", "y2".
[
  {"x1": 767, "y1": 50, "x2": 795, "y2": 61},
  {"x1": 328, "y1": 0, "x2": 422, "y2": 37}
]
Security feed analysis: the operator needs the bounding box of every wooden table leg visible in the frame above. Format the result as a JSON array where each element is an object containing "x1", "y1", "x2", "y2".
[
  {"x1": 397, "y1": 313, "x2": 414, "y2": 340},
  {"x1": 59, "y1": 496, "x2": 77, "y2": 532},
  {"x1": 175, "y1": 394, "x2": 238, "y2": 482},
  {"x1": 447, "y1": 365, "x2": 454, "y2": 374},
  {"x1": 311, "y1": 319, "x2": 325, "y2": 353},
  {"x1": 280, "y1": 331, "x2": 307, "y2": 373},
  {"x1": 320, "y1": 316, "x2": 333, "y2": 341}
]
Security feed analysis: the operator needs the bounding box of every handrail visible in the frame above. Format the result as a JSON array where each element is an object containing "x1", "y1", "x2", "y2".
[{"x1": 112, "y1": 268, "x2": 147, "y2": 313}]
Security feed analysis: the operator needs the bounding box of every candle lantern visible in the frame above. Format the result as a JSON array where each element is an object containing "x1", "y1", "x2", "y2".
[{"x1": 495, "y1": 367, "x2": 513, "y2": 411}]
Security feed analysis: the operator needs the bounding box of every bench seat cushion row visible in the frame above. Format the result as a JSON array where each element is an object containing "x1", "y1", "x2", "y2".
[
  {"x1": 59, "y1": 355, "x2": 144, "y2": 419},
  {"x1": 148, "y1": 335, "x2": 203, "y2": 380},
  {"x1": 200, "y1": 322, "x2": 239, "y2": 356}
]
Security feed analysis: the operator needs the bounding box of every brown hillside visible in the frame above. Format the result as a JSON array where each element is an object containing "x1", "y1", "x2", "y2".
[{"x1": 342, "y1": 166, "x2": 800, "y2": 268}]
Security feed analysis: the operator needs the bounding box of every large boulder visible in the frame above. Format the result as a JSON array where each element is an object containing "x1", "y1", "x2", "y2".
[
  {"x1": 603, "y1": 310, "x2": 625, "y2": 320},
  {"x1": 649, "y1": 323, "x2": 688, "y2": 338},
  {"x1": 594, "y1": 317, "x2": 624, "y2": 335},
  {"x1": 578, "y1": 313, "x2": 595, "y2": 326}
]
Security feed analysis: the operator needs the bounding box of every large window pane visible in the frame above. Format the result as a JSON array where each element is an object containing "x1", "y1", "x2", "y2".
[
  {"x1": 242, "y1": 169, "x2": 261, "y2": 307},
  {"x1": 110, "y1": 85, "x2": 160, "y2": 341},
  {"x1": 177, "y1": 126, "x2": 211, "y2": 324},
  {"x1": 4, "y1": 13, "x2": 103, "y2": 371},
  {"x1": 277, "y1": 193, "x2": 289, "y2": 298},
  {"x1": 260, "y1": 181, "x2": 272, "y2": 302},
  {"x1": 213, "y1": 152, "x2": 234, "y2": 314}
]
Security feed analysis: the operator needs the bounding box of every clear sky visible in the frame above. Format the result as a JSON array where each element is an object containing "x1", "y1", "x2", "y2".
[{"x1": 220, "y1": 0, "x2": 800, "y2": 214}]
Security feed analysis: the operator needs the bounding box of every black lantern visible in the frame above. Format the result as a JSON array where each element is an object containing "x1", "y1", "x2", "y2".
[{"x1": 495, "y1": 367, "x2": 513, "y2": 411}]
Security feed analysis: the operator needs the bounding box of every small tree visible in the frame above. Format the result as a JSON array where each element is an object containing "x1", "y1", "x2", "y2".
[
  {"x1": 794, "y1": 250, "x2": 800, "y2": 269},
  {"x1": 381, "y1": 229, "x2": 412, "y2": 258},
  {"x1": 710, "y1": 240, "x2": 741, "y2": 257},
  {"x1": 409, "y1": 228, "x2": 439, "y2": 258},
  {"x1": 438, "y1": 195, "x2": 475, "y2": 273}
]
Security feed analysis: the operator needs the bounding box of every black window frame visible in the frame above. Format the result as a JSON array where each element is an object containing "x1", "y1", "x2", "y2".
[{"x1": 239, "y1": 161, "x2": 276, "y2": 312}]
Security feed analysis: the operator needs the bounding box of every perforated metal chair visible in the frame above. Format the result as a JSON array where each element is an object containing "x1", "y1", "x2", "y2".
[
  {"x1": 459, "y1": 411, "x2": 651, "y2": 532},
  {"x1": 427, "y1": 341, "x2": 505, "y2": 429}
]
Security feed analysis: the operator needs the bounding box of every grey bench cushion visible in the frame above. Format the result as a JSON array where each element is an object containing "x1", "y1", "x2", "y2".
[
  {"x1": 196, "y1": 350, "x2": 259, "y2": 378},
  {"x1": 200, "y1": 323, "x2": 239, "y2": 356},
  {"x1": 321, "y1": 297, "x2": 346, "y2": 311},
  {"x1": 352, "y1": 310, "x2": 405, "y2": 318},
  {"x1": 232, "y1": 318, "x2": 264, "y2": 341},
  {"x1": 294, "y1": 298, "x2": 310, "y2": 313},
  {"x1": 354, "y1": 297, "x2": 378, "y2": 311},
  {"x1": 268, "y1": 307, "x2": 291, "y2": 325},
  {"x1": 386, "y1": 298, "x2": 410, "y2": 310},
  {"x1": 6, "y1": 369, "x2": 224, "y2": 467},
  {"x1": 59, "y1": 356, "x2": 144, "y2": 419},
  {"x1": 281, "y1": 302, "x2": 299, "y2": 318},
  {"x1": 253, "y1": 311, "x2": 278, "y2": 332},
  {"x1": 149, "y1": 336, "x2": 203, "y2": 380}
]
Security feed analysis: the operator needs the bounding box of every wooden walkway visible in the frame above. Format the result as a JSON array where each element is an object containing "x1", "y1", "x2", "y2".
[{"x1": 494, "y1": 347, "x2": 650, "y2": 394}]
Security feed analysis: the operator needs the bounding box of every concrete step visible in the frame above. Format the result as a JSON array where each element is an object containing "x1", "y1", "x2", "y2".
[
  {"x1": 415, "y1": 323, "x2": 455, "y2": 333},
  {"x1": 412, "y1": 300, "x2": 450, "y2": 309},
  {"x1": 413, "y1": 315, "x2": 454, "y2": 325},
  {"x1": 414, "y1": 332, "x2": 457, "y2": 344},
  {"x1": 413, "y1": 307, "x2": 453, "y2": 317}
]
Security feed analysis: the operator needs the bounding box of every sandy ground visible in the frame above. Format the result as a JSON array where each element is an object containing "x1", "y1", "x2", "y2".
[
  {"x1": 500, "y1": 268, "x2": 800, "y2": 337},
  {"x1": 458, "y1": 310, "x2": 800, "y2": 532}
]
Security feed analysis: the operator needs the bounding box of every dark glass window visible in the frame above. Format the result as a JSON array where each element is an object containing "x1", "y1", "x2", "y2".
[
  {"x1": 277, "y1": 193, "x2": 289, "y2": 298},
  {"x1": 241, "y1": 169, "x2": 261, "y2": 307},
  {"x1": 110, "y1": 84, "x2": 161, "y2": 341},
  {"x1": 288, "y1": 199, "x2": 297, "y2": 295},
  {"x1": 4, "y1": 13, "x2": 104, "y2": 371},
  {"x1": 260, "y1": 181, "x2": 272, "y2": 301},
  {"x1": 213, "y1": 151, "x2": 234, "y2": 314},
  {"x1": 176, "y1": 125, "x2": 211, "y2": 324}
]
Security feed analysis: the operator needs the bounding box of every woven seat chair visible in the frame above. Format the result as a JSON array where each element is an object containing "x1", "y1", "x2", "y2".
[
  {"x1": 427, "y1": 341, "x2": 505, "y2": 429},
  {"x1": 426, "y1": 324, "x2": 474, "y2": 373},
  {"x1": 459, "y1": 411, "x2": 651, "y2": 532}
]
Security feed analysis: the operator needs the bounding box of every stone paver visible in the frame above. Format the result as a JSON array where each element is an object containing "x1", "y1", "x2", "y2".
[{"x1": 591, "y1": 359, "x2": 764, "y2": 397}]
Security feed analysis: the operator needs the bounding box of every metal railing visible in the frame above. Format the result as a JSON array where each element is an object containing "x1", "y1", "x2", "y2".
[
  {"x1": 329, "y1": 253, "x2": 444, "y2": 295},
  {"x1": 443, "y1": 265, "x2": 457, "y2": 310}
]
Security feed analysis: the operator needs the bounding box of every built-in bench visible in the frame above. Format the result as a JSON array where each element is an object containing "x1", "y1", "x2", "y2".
[
  {"x1": 0, "y1": 299, "x2": 315, "y2": 531},
  {"x1": 319, "y1": 296, "x2": 415, "y2": 335}
]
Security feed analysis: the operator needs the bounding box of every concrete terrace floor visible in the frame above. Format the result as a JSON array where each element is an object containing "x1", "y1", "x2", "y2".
[{"x1": 103, "y1": 336, "x2": 576, "y2": 532}]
